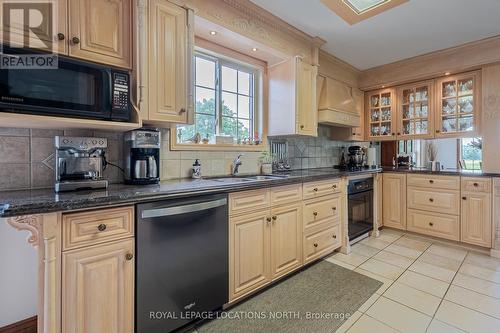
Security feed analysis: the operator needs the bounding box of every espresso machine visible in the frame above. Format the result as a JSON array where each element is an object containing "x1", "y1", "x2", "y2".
[
  {"x1": 124, "y1": 129, "x2": 160, "y2": 185},
  {"x1": 54, "y1": 136, "x2": 108, "y2": 192}
]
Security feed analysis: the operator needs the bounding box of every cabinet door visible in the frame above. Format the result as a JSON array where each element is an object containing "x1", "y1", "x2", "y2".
[
  {"x1": 68, "y1": 0, "x2": 132, "y2": 68},
  {"x1": 366, "y1": 88, "x2": 397, "y2": 141},
  {"x1": 296, "y1": 58, "x2": 318, "y2": 136},
  {"x1": 397, "y1": 81, "x2": 434, "y2": 139},
  {"x1": 270, "y1": 203, "x2": 302, "y2": 279},
  {"x1": 62, "y1": 239, "x2": 134, "y2": 333},
  {"x1": 461, "y1": 192, "x2": 492, "y2": 247},
  {"x1": 148, "y1": 0, "x2": 188, "y2": 123},
  {"x1": 435, "y1": 71, "x2": 481, "y2": 138},
  {"x1": 229, "y1": 210, "x2": 271, "y2": 300},
  {"x1": 382, "y1": 173, "x2": 407, "y2": 230}
]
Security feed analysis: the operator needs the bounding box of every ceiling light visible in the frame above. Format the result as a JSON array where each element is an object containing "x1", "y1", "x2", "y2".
[
  {"x1": 252, "y1": 47, "x2": 258, "y2": 52},
  {"x1": 381, "y1": 85, "x2": 386, "y2": 88},
  {"x1": 209, "y1": 31, "x2": 217, "y2": 36},
  {"x1": 444, "y1": 72, "x2": 451, "y2": 76}
]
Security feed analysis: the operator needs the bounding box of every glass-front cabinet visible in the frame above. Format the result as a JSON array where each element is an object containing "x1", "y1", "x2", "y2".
[
  {"x1": 366, "y1": 88, "x2": 397, "y2": 140},
  {"x1": 435, "y1": 71, "x2": 480, "y2": 137},
  {"x1": 396, "y1": 81, "x2": 434, "y2": 139}
]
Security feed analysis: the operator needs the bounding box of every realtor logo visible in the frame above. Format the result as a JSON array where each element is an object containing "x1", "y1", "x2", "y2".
[{"x1": 1, "y1": 1, "x2": 58, "y2": 69}]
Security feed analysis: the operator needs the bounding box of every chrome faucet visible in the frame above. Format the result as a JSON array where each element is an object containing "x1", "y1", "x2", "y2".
[{"x1": 232, "y1": 154, "x2": 244, "y2": 175}]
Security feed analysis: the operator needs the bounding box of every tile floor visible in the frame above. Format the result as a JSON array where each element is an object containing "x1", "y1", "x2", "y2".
[{"x1": 326, "y1": 228, "x2": 500, "y2": 333}]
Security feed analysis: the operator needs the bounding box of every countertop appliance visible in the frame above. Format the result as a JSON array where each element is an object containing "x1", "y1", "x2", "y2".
[
  {"x1": 54, "y1": 136, "x2": 108, "y2": 192},
  {"x1": 136, "y1": 194, "x2": 228, "y2": 333},
  {"x1": 0, "y1": 45, "x2": 130, "y2": 121},
  {"x1": 348, "y1": 177, "x2": 374, "y2": 243},
  {"x1": 347, "y1": 146, "x2": 365, "y2": 170},
  {"x1": 124, "y1": 128, "x2": 160, "y2": 185}
]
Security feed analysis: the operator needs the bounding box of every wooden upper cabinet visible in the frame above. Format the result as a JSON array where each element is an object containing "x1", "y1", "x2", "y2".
[
  {"x1": 435, "y1": 71, "x2": 481, "y2": 138},
  {"x1": 296, "y1": 58, "x2": 318, "y2": 136},
  {"x1": 63, "y1": 239, "x2": 134, "y2": 333},
  {"x1": 148, "y1": 0, "x2": 191, "y2": 123},
  {"x1": 366, "y1": 88, "x2": 397, "y2": 141},
  {"x1": 396, "y1": 81, "x2": 434, "y2": 139},
  {"x1": 68, "y1": 0, "x2": 132, "y2": 68}
]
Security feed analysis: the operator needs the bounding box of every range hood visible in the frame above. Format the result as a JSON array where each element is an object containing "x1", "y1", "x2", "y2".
[{"x1": 317, "y1": 76, "x2": 361, "y2": 128}]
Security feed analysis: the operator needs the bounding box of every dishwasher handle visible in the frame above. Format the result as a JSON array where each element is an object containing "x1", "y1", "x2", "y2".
[{"x1": 141, "y1": 198, "x2": 227, "y2": 219}]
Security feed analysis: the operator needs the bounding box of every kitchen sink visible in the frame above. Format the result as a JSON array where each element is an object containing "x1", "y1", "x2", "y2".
[
  {"x1": 210, "y1": 177, "x2": 253, "y2": 183},
  {"x1": 244, "y1": 175, "x2": 288, "y2": 180}
]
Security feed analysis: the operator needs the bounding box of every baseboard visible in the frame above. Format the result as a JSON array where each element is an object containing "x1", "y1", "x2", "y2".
[{"x1": 0, "y1": 316, "x2": 37, "y2": 333}]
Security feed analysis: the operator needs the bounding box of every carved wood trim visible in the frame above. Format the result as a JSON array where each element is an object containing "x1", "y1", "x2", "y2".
[{"x1": 6, "y1": 215, "x2": 42, "y2": 247}]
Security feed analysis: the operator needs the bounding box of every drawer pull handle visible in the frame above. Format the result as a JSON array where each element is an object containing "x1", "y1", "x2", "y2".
[
  {"x1": 97, "y1": 224, "x2": 107, "y2": 232},
  {"x1": 332, "y1": 234, "x2": 337, "y2": 239},
  {"x1": 332, "y1": 207, "x2": 337, "y2": 211},
  {"x1": 179, "y1": 108, "x2": 186, "y2": 115},
  {"x1": 71, "y1": 36, "x2": 80, "y2": 44},
  {"x1": 266, "y1": 217, "x2": 272, "y2": 222},
  {"x1": 332, "y1": 184, "x2": 337, "y2": 189},
  {"x1": 272, "y1": 215, "x2": 277, "y2": 221},
  {"x1": 313, "y1": 243, "x2": 318, "y2": 248},
  {"x1": 473, "y1": 183, "x2": 479, "y2": 187},
  {"x1": 429, "y1": 222, "x2": 434, "y2": 227},
  {"x1": 462, "y1": 196, "x2": 467, "y2": 200},
  {"x1": 313, "y1": 212, "x2": 318, "y2": 217},
  {"x1": 125, "y1": 253, "x2": 134, "y2": 261},
  {"x1": 57, "y1": 33, "x2": 65, "y2": 40},
  {"x1": 313, "y1": 188, "x2": 318, "y2": 192},
  {"x1": 429, "y1": 198, "x2": 434, "y2": 202},
  {"x1": 429, "y1": 180, "x2": 434, "y2": 184}
]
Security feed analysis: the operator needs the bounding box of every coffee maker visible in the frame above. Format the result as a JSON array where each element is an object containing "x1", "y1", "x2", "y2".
[
  {"x1": 347, "y1": 146, "x2": 365, "y2": 170},
  {"x1": 124, "y1": 129, "x2": 160, "y2": 185},
  {"x1": 54, "y1": 136, "x2": 108, "y2": 192}
]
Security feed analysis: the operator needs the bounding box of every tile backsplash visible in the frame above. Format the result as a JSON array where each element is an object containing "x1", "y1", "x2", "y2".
[{"x1": 0, "y1": 125, "x2": 378, "y2": 190}]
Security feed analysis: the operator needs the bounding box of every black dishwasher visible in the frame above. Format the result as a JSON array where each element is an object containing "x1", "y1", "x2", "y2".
[{"x1": 136, "y1": 194, "x2": 228, "y2": 333}]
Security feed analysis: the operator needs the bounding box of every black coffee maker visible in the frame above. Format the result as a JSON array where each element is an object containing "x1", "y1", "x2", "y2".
[{"x1": 124, "y1": 129, "x2": 160, "y2": 185}]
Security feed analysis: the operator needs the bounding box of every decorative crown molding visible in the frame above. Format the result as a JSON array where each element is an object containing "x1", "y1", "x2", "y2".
[{"x1": 6, "y1": 215, "x2": 42, "y2": 247}]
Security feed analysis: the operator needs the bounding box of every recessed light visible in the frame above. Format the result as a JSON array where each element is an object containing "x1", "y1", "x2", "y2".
[
  {"x1": 381, "y1": 85, "x2": 386, "y2": 88},
  {"x1": 209, "y1": 31, "x2": 217, "y2": 36},
  {"x1": 444, "y1": 72, "x2": 451, "y2": 75},
  {"x1": 252, "y1": 47, "x2": 258, "y2": 52}
]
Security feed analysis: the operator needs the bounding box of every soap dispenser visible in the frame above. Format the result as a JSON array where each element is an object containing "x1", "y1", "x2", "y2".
[{"x1": 192, "y1": 159, "x2": 202, "y2": 179}]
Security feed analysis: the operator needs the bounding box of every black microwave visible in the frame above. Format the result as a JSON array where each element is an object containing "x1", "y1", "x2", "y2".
[{"x1": 0, "y1": 46, "x2": 131, "y2": 122}]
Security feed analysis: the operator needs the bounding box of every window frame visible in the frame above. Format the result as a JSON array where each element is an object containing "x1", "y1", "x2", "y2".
[
  {"x1": 458, "y1": 137, "x2": 482, "y2": 170},
  {"x1": 171, "y1": 48, "x2": 265, "y2": 151}
]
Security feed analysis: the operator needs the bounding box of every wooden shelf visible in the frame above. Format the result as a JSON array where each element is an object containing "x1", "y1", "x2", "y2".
[{"x1": 0, "y1": 112, "x2": 143, "y2": 132}]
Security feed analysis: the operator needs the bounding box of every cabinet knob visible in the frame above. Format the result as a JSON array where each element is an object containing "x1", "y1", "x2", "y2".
[
  {"x1": 429, "y1": 180, "x2": 434, "y2": 184},
  {"x1": 332, "y1": 207, "x2": 337, "y2": 211},
  {"x1": 462, "y1": 196, "x2": 467, "y2": 200},
  {"x1": 57, "y1": 33, "x2": 65, "y2": 41},
  {"x1": 397, "y1": 132, "x2": 401, "y2": 135},
  {"x1": 272, "y1": 215, "x2": 277, "y2": 221},
  {"x1": 436, "y1": 130, "x2": 441, "y2": 133},
  {"x1": 332, "y1": 234, "x2": 337, "y2": 239},
  {"x1": 71, "y1": 36, "x2": 80, "y2": 44},
  {"x1": 332, "y1": 184, "x2": 337, "y2": 189},
  {"x1": 300, "y1": 125, "x2": 305, "y2": 129},
  {"x1": 313, "y1": 188, "x2": 318, "y2": 192},
  {"x1": 391, "y1": 133, "x2": 395, "y2": 136},
  {"x1": 179, "y1": 108, "x2": 186, "y2": 114},
  {"x1": 473, "y1": 182, "x2": 479, "y2": 187},
  {"x1": 266, "y1": 217, "x2": 272, "y2": 222},
  {"x1": 429, "y1": 198, "x2": 434, "y2": 202},
  {"x1": 313, "y1": 212, "x2": 318, "y2": 217},
  {"x1": 97, "y1": 224, "x2": 107, "y2": 232},
  {"x1": 352, "y1": 132, "x2": 356, "y2": 136},
  {"x1": 429, "y1": 222, "x2": 434, "y2": 227},
  {"x1": 313, "y1": 243, "x2": 318, "y2": 248},
  {"x1": 125, "y1": 253, "x2": 134, "y2": 261}
]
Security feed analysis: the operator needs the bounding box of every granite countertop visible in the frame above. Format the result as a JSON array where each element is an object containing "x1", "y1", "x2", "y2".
[
  {"x1": 0, "y1": 167, "x2": 381, "y2": 218},
  {"x1": 381, "y1": 166, "x2": 500, "y2": 177}
]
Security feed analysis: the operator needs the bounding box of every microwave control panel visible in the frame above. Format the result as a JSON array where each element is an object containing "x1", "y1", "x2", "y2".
[{"x1": 112, "y1": 72, "x2": 130, "y2": 111}]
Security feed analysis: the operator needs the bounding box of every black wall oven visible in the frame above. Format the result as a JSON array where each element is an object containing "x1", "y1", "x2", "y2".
[
  {"x1": 348, "y1": 177, "x2": 374, "y2": 242},
  {"x1": 0, "y1": 46, "x2": 131, "y2": 121}
]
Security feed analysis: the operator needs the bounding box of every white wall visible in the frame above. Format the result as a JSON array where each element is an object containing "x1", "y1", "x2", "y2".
[{"x1": 0, "y1": 219, "x2": 37, "y2": 327}]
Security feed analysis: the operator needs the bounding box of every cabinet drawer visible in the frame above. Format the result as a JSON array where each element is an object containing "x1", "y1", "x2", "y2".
[
  {"x1": 461, "y1": 177, "x2": 492, "y2": 193},
  {"x1": 63, "y1": 206, "x2": 134, "y2": 250},
  {"x1": 271, "y1": 184, "x2": 303, "y2": 206},
  {"x1": 407, "y1": 174, "x2": 460, "y2": 190},
  {"x1": 229, "y1": 189, "x2": 270, "y2": 215},
  {"x1": 303, "y1": 179, "x2": 341, "y2": 200},
  {"x1": 407, "y1": 187, "x2": 460, "y2": 215},
  {"x1": 303, "y1": 195, "x2": 340, "y2": 230},
  {"x1": 304, "y1": 223, "x2": 341, "y2": 264},
  {"x1": 407, "y1": 209, "x2": 459, "y2": 241}
]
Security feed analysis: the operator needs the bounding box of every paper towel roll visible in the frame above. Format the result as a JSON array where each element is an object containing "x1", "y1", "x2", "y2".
[{"x1": 367, "y1": 147, "x2": 377, "y2": 167}]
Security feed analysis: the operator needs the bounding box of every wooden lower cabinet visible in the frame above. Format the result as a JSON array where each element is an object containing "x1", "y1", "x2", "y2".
[
  {"x1": 229, "y1": 211, "x2": 271, "y2": 301},
  {"x1": 270, "y1": 203, "x2": 302, "y2": 279},
  {"x1": 407, "y1": 208, "x2": 459, "y2": 241},
  {"x1": 303, "y1": 222, "x2": 341, "y2": 264},
  {"x1": 62, "y1": 238, "x2": 134, "y2": 333},
  {"x1": 382, "y1": 173, "x2": 407, "y2": 230},
  {"x1": 461, "y1": 192, "x2": 492, "y2": 247}
]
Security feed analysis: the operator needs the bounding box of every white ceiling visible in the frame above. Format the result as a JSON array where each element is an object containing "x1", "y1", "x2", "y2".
[{"x1": 249, "y1": 0, "x2": 500, "y2": 70}]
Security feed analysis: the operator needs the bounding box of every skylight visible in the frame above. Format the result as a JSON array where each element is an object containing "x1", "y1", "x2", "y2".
[{"x1": 344, "y1": 0, "x2": 390, "y2": 14}]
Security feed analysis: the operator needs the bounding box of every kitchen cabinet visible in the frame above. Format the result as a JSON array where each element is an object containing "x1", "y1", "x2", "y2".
[
  {"x1": 396, "y1": 81, "x2": 434, "y2": 139},
  {"x1": 146, "y1": 0, "x2": 194, "y2": 124},
  {"x1": 382, "y1": 173, "x2": 406, "y2": 230},
  {"x1": 461, "y1": 177, "x2": 492, "y2": 248},
  {"x1": 330, "y1": 88, "x2": 365, "y2": 141},
  {"x1": 68, "y1": 0, "x2": 132, "y2": 68},
  {"x1": 62, "y1": 239, "x2": 134, "y2": 333},
  {"x1": 435, "y1": 71, "x2": 481, "y2": 137},
  {"x1": 366, "y1": 88, "x2": 397, "y2": 141},
  {"x1": 269, "y1": 56, "x2": 318, "y2": 136},
  {"x1": 270, "y1": 203, "x2": 302, "y2": 279}
]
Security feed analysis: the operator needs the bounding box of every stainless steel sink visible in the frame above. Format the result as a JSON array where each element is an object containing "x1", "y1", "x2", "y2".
[
  {"x1": 244, "y1": 175, "x2": 288, "y2": 181},
  {"x1": 210, "y1": 177, "x2": 253, "y2": 183}
]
